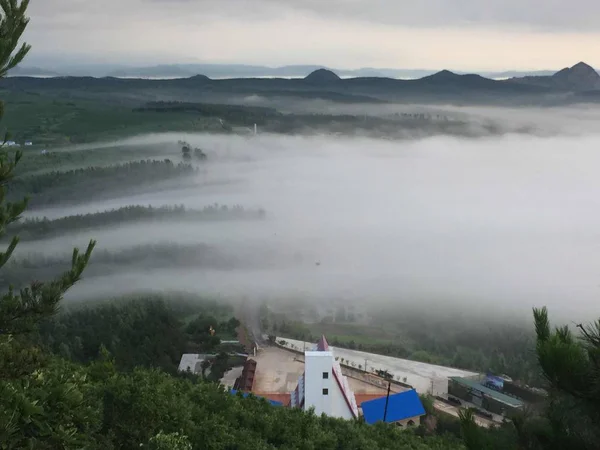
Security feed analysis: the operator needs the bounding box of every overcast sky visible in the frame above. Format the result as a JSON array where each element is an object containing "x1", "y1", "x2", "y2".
[{"x1": 23, "y1": 0, "x2": 600, "y2": 70}]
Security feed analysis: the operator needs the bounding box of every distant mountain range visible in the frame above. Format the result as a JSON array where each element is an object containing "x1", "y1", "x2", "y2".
[
  {"x1": 3, "y1": 62, "x2": 599, "y2": 106},
  {"x1": 7, "y1": 63, "x2": 571, "y2": 80}
]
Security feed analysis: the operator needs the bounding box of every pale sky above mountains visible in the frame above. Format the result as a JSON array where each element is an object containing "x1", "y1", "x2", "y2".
[{"x1": 25, "y1": 0, "x2": 600, "y2": 70}]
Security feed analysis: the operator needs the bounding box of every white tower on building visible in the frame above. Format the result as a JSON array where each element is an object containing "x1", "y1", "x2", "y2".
[{"x1": 290, "y1": 336, "x2": 358, "y2": 419}]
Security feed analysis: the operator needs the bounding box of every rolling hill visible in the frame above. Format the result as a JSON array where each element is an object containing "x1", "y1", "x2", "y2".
[{"x1": 1, "y1": 62, "x2": 598, "y2": 108}]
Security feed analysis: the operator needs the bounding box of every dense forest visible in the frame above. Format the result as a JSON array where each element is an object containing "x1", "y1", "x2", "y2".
[
  {"x1": 0, "y1": 243, "x2": 239, "y2": 289},
  {"x1": 9, "y1": 204, "x2": 266, "y2": 241},
  {"x1": 37, "y1": 295, "x2": 240, "y2": 374},
  {"x1": 135, "y1": 101, "x2": 280, "y2": 126},
  {"x1": 7, "y1": 159, "x2": 196, "y2": 207}
]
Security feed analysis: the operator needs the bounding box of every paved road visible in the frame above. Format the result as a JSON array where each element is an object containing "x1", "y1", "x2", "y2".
[{"x1": 239, "y1": 300, "x2": 267, "y2": 348}]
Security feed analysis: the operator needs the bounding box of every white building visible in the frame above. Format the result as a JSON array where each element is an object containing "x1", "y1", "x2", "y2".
[
  {"x1": 178, "y1": 353, "x2": 210, "y2": 374},
  {"x1": 290, "y1": 336, "x2": 359, "y2": 419}
]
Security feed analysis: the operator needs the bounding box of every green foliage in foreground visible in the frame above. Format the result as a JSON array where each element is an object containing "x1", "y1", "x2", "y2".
[
  {"x1": 1, "y1": 354, "x2": 467, "y2": 450},
  {"x1": 9, "y1": 204, "x2": 266, "y2": 241},
  {"x1": 8, "y1": 159, "x2": 196, "y2": 208},
  {"x1": 4, "y1": 290, "x2": 596, "y2": 450},
  {"x1": 528, "y1": 307, "x2": 600, "y2": 450},
  {"x1": 453, "y1": 309, "x2": 600, "y2": 450}
]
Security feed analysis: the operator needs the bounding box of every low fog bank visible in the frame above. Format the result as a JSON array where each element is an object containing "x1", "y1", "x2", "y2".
[
  {"x1": 64, "y1": 265, "x2": 589, "y2": 322},
  {"x1": 234, "y1": 97, "x2": 600, "y2": 137},
  {"x1": 24, "y1": 131, "x2": 600, "y2": 320}
]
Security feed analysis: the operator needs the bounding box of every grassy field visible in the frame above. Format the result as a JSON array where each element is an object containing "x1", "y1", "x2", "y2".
[
  {"x1": 304, "y1": 322, "x2": 405, "y2": 347},
  {"x1": 13, "y1": 142, "x2": 181, "y2": 176},
  {"x1": 0, "y1": 89, "x2": 226, "y2": 145}
]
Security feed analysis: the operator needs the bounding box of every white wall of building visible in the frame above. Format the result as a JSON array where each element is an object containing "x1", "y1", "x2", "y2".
[
  {"x1": 304, "y1": 351, "x2": 355, "y2": 420},
  {"x1": 304, "y1": 352, "x2": 334, "y2": 416}
]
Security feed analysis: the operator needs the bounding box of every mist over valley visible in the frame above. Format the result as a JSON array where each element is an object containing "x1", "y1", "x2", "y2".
[{"x1": 5, "y1": 128, "x2": 599, "y2": 321}]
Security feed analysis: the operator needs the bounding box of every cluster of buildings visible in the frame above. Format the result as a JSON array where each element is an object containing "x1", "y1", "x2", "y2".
[
  {"x1": 231, "y1": 335, "x2": 426, "y2": 427},
  {"x1": 182, "y1": 334, "x2": 546, "y2": 428},
  {"x1": 3, "y1": 140, "x2": 47, "y2": 154},
  {"x1": 4, "y1": 140, "x2": 33, "y2": 147},
  {"x1": 448, "y1": 373, "x2": 546, "y2": 417}
]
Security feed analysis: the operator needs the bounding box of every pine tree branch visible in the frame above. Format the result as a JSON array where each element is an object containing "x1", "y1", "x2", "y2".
[{"x1": 0, "y1": 240, "x2": 96, "y2": 335}]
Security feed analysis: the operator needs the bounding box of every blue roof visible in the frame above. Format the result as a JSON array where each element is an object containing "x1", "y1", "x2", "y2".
[
  {"x1": 229, "y1": 389, "x2": 283, "y2": 407},
  {"x1": 361, "y1": 390, "x2": 425, "y2": 425}
]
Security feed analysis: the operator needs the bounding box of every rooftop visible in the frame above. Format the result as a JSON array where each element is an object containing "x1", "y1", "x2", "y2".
[
  {"x1": 316, "y1": 335, "x2": 330, "y2": 351},
  {"x1": 355, "y1": 394, "x2": 386, "y2": 407},
  {"x1": 178, "y1": 353, "x2": 210, "y2": 373},
  {"x1": 254, "y1": 392, "x2": 291, "y2": 406},
  {"x1": 230, "y1": 389, "x2": 284, "y2": 407},
  {"x1": 361, "y1": 389, "x2": 426, "y2": 424},
  {"x1": 305, "y1": 351, "x2": 333, "y2": 357},
  {"x1": 450, "y1": 377, "x2": 524, "y2": 408}
]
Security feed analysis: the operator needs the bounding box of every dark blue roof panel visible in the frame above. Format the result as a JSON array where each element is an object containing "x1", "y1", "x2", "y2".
[
  {"x1": 361, "y1": 389, "x2": 425, "y2": 424},
  {"x1": 229, "y1": 389, "x2": 283, "y2": 407}
]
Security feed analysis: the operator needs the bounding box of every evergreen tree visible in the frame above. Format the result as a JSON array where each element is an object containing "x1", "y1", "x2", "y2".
[
  {"x1": 0, "y1": 0, "x2": 94, "y2": 369},
  {"x1": 531, "y1": 307, "x2": 600, "y2": 449},
  {"x1": 0, "y1": 4, "x2": 96, "y2": 445},
  {"x1": 456, "y1": 308, "x2": 600, "y2": 450}
]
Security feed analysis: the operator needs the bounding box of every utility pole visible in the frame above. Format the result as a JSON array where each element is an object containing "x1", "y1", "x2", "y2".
[
  {"x1": 383, "y1": 381, "x2": 391, "y2": 423},
  {"x1": 364, "y1": 358, "x2": 368, "y2": 373}
]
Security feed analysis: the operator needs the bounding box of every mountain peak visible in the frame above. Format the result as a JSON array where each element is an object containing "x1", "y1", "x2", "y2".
[
  {"x1": 304, "y1": 68, "x2": 341, "y2": 83},
  {"x1": 426, "y1": 70, "x2": 460, "y2": 80},
  {"x1": 552, "y1": 62, "x2": 599, "y2": 90},
  {"x1": 189, "y1": 74, "x2": 210, "y2": 81},
  {"x1": 571, "y1": 61, "x2": 596, "y2": 71}
]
